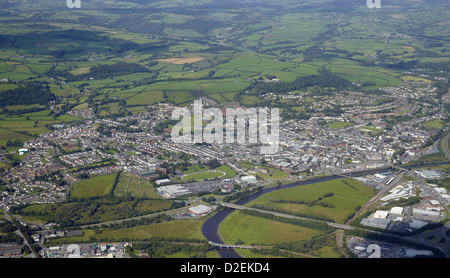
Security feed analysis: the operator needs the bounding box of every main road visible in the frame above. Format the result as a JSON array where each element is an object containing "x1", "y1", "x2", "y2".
[
  {"x1": 440, "y1": 129, "x2": 450, "y2": 161},
  {"x1": 3, "y1": 204, "x2": 37, "y2": 258}
]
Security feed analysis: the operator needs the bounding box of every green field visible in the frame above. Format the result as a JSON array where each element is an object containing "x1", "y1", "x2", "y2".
[
  {"x1": 423, "y1": 119, "x2": 445, "y2": 130},
  {"x1": 48, "y1": 219, "x2": 206, "y2": 244},
  {"x1": 250, "y1": 166, "x2": 289, "y2": 180},
  {"x1": 327, "y1": 121, "x2": 354, "y2": 129},
  {"x1": 219, "y1": 210, "x2": 326, "y2": 246},
  {"x1": 181, "y1": 164, "x2": 236, "y2": 182},
  {"x1": 246, "y1": 178, "x2": 375, "y2": 223},
  {"x1": 114, "y1": 171, "x2": 161, "y2": 199},
  {"x1": 182, "y1": 170, "x2": 225, "y2": 181},
  {"x1": 70, "y1": 173, "x2": 118, "y2": 199}
]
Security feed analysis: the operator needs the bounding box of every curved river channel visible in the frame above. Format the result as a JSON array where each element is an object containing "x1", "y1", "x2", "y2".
[{"x1": 201, "y1": 163, "x2": 448, "y2": 258}]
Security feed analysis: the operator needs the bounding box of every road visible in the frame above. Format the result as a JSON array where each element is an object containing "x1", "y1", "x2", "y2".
[
  {"x1": 335, "y1": 172, "x2": 404, "y2": 257},
  {"x1": 3, "y1": 204, "x2": 37, "y2": 258},
  {"x1": 440, "y1": 129, "x2": 450, "y2": 161},
  {"x1": 80, "y1": 198, "x2": 204, "y2": 229},
  {"x1": 335, "y1": 164, "x2": 450, "y2": 258}
]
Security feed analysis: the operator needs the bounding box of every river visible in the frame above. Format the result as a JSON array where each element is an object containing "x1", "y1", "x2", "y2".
[{"x1": 201, "y1": 162, "x2": 448, "y2": 258}]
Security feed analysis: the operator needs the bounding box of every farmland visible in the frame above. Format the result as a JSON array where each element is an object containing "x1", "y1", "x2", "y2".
[{"x1": 0, "y1": 1, "x2": 447, "y2": 146}]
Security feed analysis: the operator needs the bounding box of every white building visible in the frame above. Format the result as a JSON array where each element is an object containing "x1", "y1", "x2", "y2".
[
  {"x1": 374, "y1": 210, "x2": 389, "y2": 219},
  {"x1": 390, "y1": 206, "x2": 404, "y2": 215},
  {"x1": 417, "y1": 170, "x2": 440, "y2": 179},
  {"x1": 157, "y1": 184, "x2": 191, "y2": 198},
  {"x1": 189, "y1": 205, "x2": 213, "y2": 216},
  {"x1": 241, "y1": 175, "x2": 257, "y2": 183},
  {"x1": 155, "y1": 178, "x2": 171, "y2": 185}
]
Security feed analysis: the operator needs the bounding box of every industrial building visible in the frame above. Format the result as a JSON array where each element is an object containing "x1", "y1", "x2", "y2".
[
  {"x1": 390, "y1": 206, "x2": 404, "y2": 215},
  {"x1": 373, "y1": 210, "x2": 389, "y2": 219},
  {"x1": 188, "y1": 205, "x2": 213, "y2": 216},
  {"x1": 412, "y1": 208, "x2": 443, "y2": 220},
  {"x1": 18, "y1": 148, "x2": 29, "y2": 155},
  {"x1": 155, "y1": 178, "x2": 171, "y2": 185},
  {"x1": 380, "y1": 184, "x2": 415, "y2": 202},
  {"x1": 241, "y1": 175, "x2": 257, "y2": 183},
  {"x1": 157, "y1": 184, "x2": 191, "y2": 198},
  {"x1": 360, "y1": 218, "x2": 391, "y2": 229},
  {"x1": 416, "y1": 170, "x2": 441, "y2": 179},
  {"x1": 409, "y1": 220, "x2": 428, "y2": 229}
]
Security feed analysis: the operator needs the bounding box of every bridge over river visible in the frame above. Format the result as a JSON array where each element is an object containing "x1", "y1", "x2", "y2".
[{"x1": 208, "y1": 241, "x2": 271, "y2": 250}]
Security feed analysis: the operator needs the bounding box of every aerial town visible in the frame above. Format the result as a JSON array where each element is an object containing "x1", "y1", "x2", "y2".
[
  {"x1": 0, "y1": 77, "x2": 449, "y2": 258},
  {"x1": 0, "y1": 0, "x2": 449, "y2": 263}
]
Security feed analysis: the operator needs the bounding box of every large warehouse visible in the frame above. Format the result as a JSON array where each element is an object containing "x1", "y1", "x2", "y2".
[
  {"x1": 157, "y1": 184, "x2": 191, "y2": 199},
  {"x1": 189, "y1": 205, "x2": 213, "y2": 216},
  {"x1": 360, "y1": 218, "x2": 391, "y2": 229}
]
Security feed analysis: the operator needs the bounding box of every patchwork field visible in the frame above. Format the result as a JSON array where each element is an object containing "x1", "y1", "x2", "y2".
[{"x1": 155, "y1": 57, "x2": 205, "y2": 64}]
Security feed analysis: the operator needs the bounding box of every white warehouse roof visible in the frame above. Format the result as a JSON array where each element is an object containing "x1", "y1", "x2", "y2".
[
  {"x1": 390, "y1": 206, "x2": 404, "y2": 215},
  {"x1": 157, "y1": 184, "x2": 190, "y2": 198},
  {"x1": 189, "y1": 205, "x2": 212, "y2": 215},
  {"x1": 241, "y1": 175, "x2": 257, "y2": 182},
  {"x1": 374, "y1": 210, "x2": 389, "y2": 219}
]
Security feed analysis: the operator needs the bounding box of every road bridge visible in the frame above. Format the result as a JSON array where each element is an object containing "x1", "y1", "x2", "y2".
[{"x1": 208, "y1": 241, "x2": 270, "y2": 250}]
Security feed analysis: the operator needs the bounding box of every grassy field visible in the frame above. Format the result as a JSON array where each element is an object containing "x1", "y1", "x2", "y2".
[
  {"x1": 182, "y1": 170, "x2": 225, "y2": 181},
  {"x1": 114, "y1": 171, "x2": 161, "y2": 199},
  {"x1": 48, "y1": 219, "x2": 206, "y2": 244},
  {"x1": 70, "y1": 173, "x2": 118, "y2": 199},
  {"x1": 246, "y1": 178, "x2": 375, "y2": 224},
  {"x1": 250, "y1": 166, "x2": 289, "y2": 180},
  {"x1": 327, "y1": 121, "x2": 354, "y2": 129},
  {"x1": 181, "y1": 165, "x2": 236, "y2": 181},
  {"x1": 219, "y1": 210, "x2": 326, "y2": 246},
  {"x1": 423, "y1": 119, "x2": 445, "y2": 130},
  {"x1": 218, "y1": 178, "x2": 374, "y2": 255}
]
